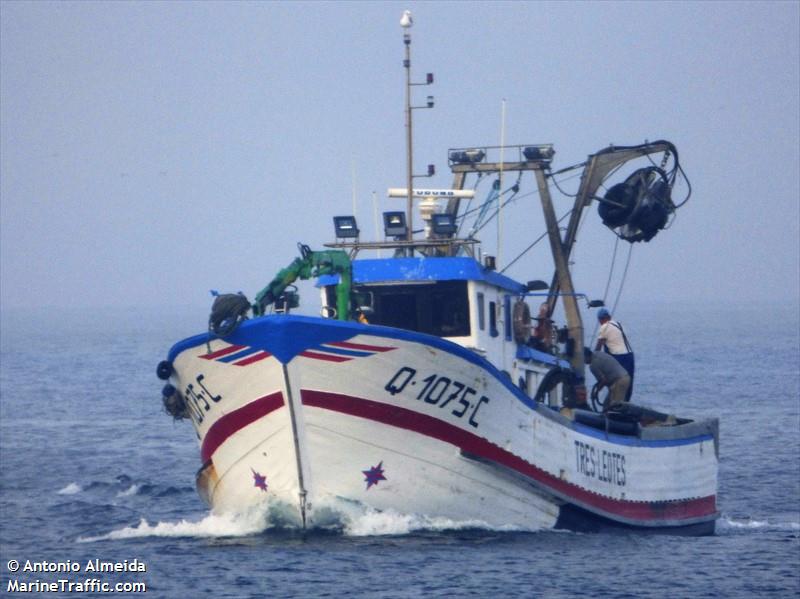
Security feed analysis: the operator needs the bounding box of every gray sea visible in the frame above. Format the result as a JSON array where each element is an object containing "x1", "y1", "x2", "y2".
[{"x1": 1, "y1": 302, "x2": 798, "y2": 597}]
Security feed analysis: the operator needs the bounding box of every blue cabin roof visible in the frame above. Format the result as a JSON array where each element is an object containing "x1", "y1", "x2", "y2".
[{"x1": 317, "y1": 256, "x2": 525, "y2": 294}]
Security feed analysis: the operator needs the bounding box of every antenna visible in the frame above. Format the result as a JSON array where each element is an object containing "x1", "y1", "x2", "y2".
[
  {"x1": 372, "y1": 190, "x2": 382, "y2": 258},
  {"x1": 402, "y1": 11, "x2": 414, "y2": 245},
  {"x1": 351, "y1": 156, "x2": 358, "y2": 217},
  {"x1": 400, "y1": 10, "x2": 434, "y2": 253},
  {"x1": 498, "y1": 99, "x2": 506, "y2": 268}
]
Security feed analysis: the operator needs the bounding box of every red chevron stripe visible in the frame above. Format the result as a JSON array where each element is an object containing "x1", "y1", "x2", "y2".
[
  {"x1": 300, "y1": 350, "x2": 352, "y2": 363},
  {"x1": 201, "y1": 392, "x2": 284, "y2": 461},
  {"x1": 233, "y1": 351, "x2": 272, "y2": 366},
  {"x1": 200, "y1": 344, "x2": 247, "y2": 360}
]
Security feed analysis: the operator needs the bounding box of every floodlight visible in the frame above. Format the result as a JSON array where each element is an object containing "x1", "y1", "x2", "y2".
[
  {"x1": 523, "y1": 145, "x2": 555, "y2": 162},
  {"x1": 449, "y1": 149, "x2": 486, "y2": 164},
  {"x1": 383, "y1": 211, "x2": 408, "y2": 237},
  {"x1": 431, "y1": 213, "x2": 457, "y2": 235},
  {"x1": 333, "y1": 216, "x2": 359, "y2": 239}
]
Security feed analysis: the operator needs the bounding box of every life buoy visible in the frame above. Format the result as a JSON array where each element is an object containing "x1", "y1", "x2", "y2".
[
  {"x1": 512, "y1": 299, "x2": 531, "y2": 344},
  {"x1": 156, "y1": 360, "x2": 172, "y2": 380}
]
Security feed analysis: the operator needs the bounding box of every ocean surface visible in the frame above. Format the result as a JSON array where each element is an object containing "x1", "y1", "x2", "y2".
[{"x1": 1, "y1": 302, "x2": 798, "y2": 598}]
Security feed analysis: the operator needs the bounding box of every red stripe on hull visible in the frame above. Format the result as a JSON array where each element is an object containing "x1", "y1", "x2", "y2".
[
  {"x1": 201, "y1": 392, "x2": 284, "y2": 462},
  {"x1": 233, "y1": 351, "x2": 272, "y2": 366},
  {"x1": 301, "y1": 389, "x2": 716, "y2": 525},
  {"x1": 327, "y1": 341, "x2": 397, "y2": 352},
  {"x1": 300, "y1": 351, "x2": 352, "y2": 363},
  {"x1": 200, "y1": 345, "x2": 247, "y2": 360}
]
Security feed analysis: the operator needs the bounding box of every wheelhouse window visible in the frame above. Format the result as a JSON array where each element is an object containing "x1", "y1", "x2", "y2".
[
  {"x1": 504, "y1": 296, "x2": 512, "y2": 341},
  {"x1": 489, "y1": 301, "x2": 498, "y2": 337},
  {"x1": 341, "y1": 280, "x2": 471, "y2": 337},
  {"x1": 477, "y1": 292, "x2": 485, "y2": 331}
]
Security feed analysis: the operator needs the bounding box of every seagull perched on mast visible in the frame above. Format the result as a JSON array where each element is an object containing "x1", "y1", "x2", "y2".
[{"x1": 400, "y1": 10, "x2": 413, "y2": 28}]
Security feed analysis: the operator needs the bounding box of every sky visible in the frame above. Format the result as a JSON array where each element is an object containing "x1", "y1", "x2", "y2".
[{"x1": 1, "y1": 0, "x2": 798, "y2": 314}]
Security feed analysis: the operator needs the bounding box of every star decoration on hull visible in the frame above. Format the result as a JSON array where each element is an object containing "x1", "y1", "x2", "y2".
[
  {"x1": 362, "y1": 461, "x2": 387, "y2": 490},
  {"x1": 252, "y1": 469, "x2": 268, "y2": 492}
]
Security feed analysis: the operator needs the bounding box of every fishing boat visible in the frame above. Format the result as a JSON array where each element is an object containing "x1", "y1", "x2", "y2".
[{"x1": 156, "y1": 13, "x2": 718, "y2": 535}]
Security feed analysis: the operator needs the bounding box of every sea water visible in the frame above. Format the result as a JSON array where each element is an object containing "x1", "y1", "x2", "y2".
[{"x1": 1, "y1": 302, "x2": 798, "y2": 598}]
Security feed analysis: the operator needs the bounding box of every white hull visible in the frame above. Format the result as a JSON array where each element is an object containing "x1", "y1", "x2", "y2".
[{"x1": 168, "y1": 315, "x2": 718, "y2": 534}]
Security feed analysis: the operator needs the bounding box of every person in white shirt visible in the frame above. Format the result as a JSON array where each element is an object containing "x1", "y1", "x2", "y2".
[{"x1": 594, "y1": 308, "x2": 635, "y2": 401}]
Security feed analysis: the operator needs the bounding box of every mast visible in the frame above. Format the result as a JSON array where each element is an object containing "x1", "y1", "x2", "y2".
[
  {"x1": 401, "y1": 11, "x2": 414, "y2": 244},
  {"x1": 399, "y1": 10, "x2": 435, "y2": 253},
  {"x1": 533, "y1": 168, "x2": 587, "y2": 405}
]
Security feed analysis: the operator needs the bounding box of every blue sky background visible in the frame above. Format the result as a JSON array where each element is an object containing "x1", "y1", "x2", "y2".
[{"x1": 1, "y1": 1, "x2": 798, "y2": 312}]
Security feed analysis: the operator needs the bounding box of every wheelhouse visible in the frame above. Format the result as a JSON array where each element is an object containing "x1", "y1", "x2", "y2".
[{"x1": 320, "y1": 256, "x2": 522, "y2": 335}]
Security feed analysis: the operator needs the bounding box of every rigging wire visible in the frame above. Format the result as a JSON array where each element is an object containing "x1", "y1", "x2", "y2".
[
  {"x1": 457, "y1": 168, "x2": 581, "y2": 226},
  {"x1": 549, "y1": 160, "x2": 588, "y2": 177},
  {"x1": 458, "y1": 175, "x2": 522, "y2": 224},
  {"x1": 550, "y1": 173, "x2": 579, "y2": 197},
  {"x1": 471, "y1": 179, "x2": 501, "y2": 234},
  {"x1": 610, "y1": 242, "x2": 633, "y2": 317},
  {"x1": 462, "y1": 184, "x2": 533, "y2": 218},
  {"x1": 602, "y1": 235, "x2": 620, "y2": 302},
  {"x1": 454, "y1": 173, "x2": 485, "y2": 238},
  {"x1": 672, "y1": 163, "x2": 692, "y2": 208},
  {"x1": 488, "y1": 169, "x2": 584, "y2": 274},
  {"x1": 470, "y1": 176, "x2": 523, "y2": 238},
  {"x1": 500, "y1": 208, "x2": 573, "y2": 273},
  {"x1": 590, "y1": 238, "x2": 633, "y2": 339}
]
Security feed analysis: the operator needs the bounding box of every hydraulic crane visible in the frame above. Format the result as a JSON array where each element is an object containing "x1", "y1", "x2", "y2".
[{"x1": 252, "y1": 243, "x2": 352, "y2": 321}]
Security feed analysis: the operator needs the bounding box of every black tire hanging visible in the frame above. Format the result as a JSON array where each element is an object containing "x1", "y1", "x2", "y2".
[
  {"x1": 590, "y1": 382, "x2": 608, "y2": 413},
  {"x1": 209, "y1": 293, "x2": 251, "y2": 337},
  {"x1": 156, "y1": 360, "x2": 172, "y2": 380},
  {"x1": 533, "y1": 368, "x2": 577, "y2": 406}
]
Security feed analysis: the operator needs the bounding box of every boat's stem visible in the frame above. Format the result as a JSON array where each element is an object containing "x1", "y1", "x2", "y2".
[{"x1": 282, "y1": 364, "x2": 308, "y2": 529}]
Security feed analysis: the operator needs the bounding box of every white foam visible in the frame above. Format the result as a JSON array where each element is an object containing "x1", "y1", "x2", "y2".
[
  {"x1": 115, "y1": 484, "x2": 141, "y2": 498},
  {"x1": 319, "y1": 498, "x2": 525, "y2": 536},
  {"x1": 78, "y1": 509, "x2": 268, "y2": 543},
  {"x1": 718, "y1": 516, "x2": 800, "y2": 532},
  {"x1": 343, "y1": 508, "x2": 514, "y2": 536},
  {"x1": 79, "y1": 498, "x2": 533, "y2": 543},
  {"x1": 57, "y1": 483, "x2": 82, "y2": 495}
]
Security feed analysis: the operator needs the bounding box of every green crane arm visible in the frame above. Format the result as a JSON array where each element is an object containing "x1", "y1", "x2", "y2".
[{"x1": 252, "y1": 244, "x2": 352, "y2": 320}]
